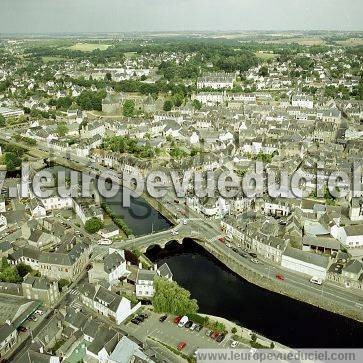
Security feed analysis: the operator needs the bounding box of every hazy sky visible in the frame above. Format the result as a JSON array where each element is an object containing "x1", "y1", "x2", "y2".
[{"x1": 0, "y1": 0, "x2": 362, "y2": 33}]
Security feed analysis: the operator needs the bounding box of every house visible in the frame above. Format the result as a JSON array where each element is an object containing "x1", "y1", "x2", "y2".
[
  {"x1": 197, "y1": 72, "x2": 235, "y2": 90},
  {"x1": 85, "y1": 326, "x2": 120, "y2": 362},
  {"x1": 135, "y1": 264, "x2": 172, "y2": 298},
  {"x1": 29, "y1": 198, "x2": 46, "y2": 219},
  {"x1": 22, "y1": 275, "x2": 60, "y2": 307},
  {"x1": 349, "y1": 198, "x2": 363, "y2": 221},
  {"x1": 38, "y1": 240, "x2": 91, "y2": 281},
  {"x1": 291, "y1": 94, "x2": 314, "y2": 109},
  {"x1": 0, "y1": 294, "x2": 40, "y2": 358},
  {"x1": 0, "y1": 196, "x2": 5, "y2": 213},
  {"x1": 79, "y1": 282, "x2": 141, "y2": 324},
  {"x1": 98, "y1": 223, "x2": 120, "y2": 239},
  {"x1": 341, "y1": 260, "x2": 363, "y2": 282},
  {"x1": 333, "y1": 224, "x2": 363, "y2": 248},
  {"x1": 88, "y1": 248, "x2": 129, "y2": 285},
  {"x1": 28, "y1": 229, "x2": 58, "y2": 250},
  {"x1": 102, "y1": 93, "x2": 124, "y2": 114},
  {"x1": 108, "y1": 336, "x2": 149, "y2": 363},
  {"x1": 0, "y1": 214, "x2": 7, "y2": 233},
  {"x1": 281, "y1": 246, "x2": 330, "y2": 279},
  {"x1": 73, "y1": 197, "x2": 103, "y2": 225}
]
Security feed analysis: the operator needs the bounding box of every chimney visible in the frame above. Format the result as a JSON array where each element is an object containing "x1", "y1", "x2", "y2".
[
  {"x1": 154, "y1": 264, "x2": 158, "y2": 271},
  {"x1": 138, "y1": 262, "x2": 142, "y2": 269}
]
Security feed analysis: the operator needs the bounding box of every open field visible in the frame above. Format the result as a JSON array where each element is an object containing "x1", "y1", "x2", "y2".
[
  {"x1": 124, "y1": 51, "x2": 137, "y2": 59},
  {"x1": 261, "y1": 37, "x2": 326, "y2": 46},
  {"x1": 65, "y1": 42, "x2": 111, "y2": 52},
  {"x1": 41, "y1": 56, "x2": 66, "y2": 63},
  {"x1": 335, "y1": 38, "x2": 363, "y2": 46},
  {"x1": 255, "y1": 51, "x2": 279, "y2": 60}
]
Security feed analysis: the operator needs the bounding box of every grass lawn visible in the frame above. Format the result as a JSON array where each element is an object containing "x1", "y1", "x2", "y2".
[
  {"x1": 255, "y1": 51, "x2": 279, "y2": 60},
  {"x1": 66, "y1": 43, "x2": 111, "y2": 52},
  {"x1": 42, "y1": 56, "x2": 66, "y2": 63},
  {"x1": 124, "y1": 51, "x2": 137, "y2": 59}
]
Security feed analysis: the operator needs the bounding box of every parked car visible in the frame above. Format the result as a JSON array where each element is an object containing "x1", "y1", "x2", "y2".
[
  {"x1": 251, "y1": 258, "x2": 259, "y2": 264},
  {"x1": 276, "y1": 274, "x2": 285, "y2": 281},
  {"x1": 216, "y1": 333, "x2": 226, "y2": 342},
  {"x1": 18, "y1": 326, "x2": 27, "y2": 332},
  {"x1": 177, "y1": 342, "x2": 187, "y2": 351},
  {"x1": 231, "y1": 340, "x2": 238, "y2": 348},
  {"x1": 205, "y1": 329, "x2": 212, "y2": 337},
  {"x1": 29, "y1": 316, "x2": 37, "y2": 322},
  {"x1": 131, "y1": 318, "x2": 140, "y2": 325},
  {"x1": 249, "y1": 252, "x2": 257, "y2": 258},
  {"x1": 190, "y1": 323, "x2": 197, "y2": 330},
  {"x1": 136, "y1": 315, "x2": 145, "y2": 322},
  {"x1": 218, "y1": 237, "x2": 225, "y2": 243},
  {"x1": 210, "y1": 331, "x2": 219, "y2": 340},
  {"x1": 178, "y1": 316, "x2": 188, "y2": 328},
  {"x1": 35, "y1": 309, "x2": 43, "y2": 315},
  {"x1": 174, "y1": 316, "x2": 182, "y2": 324},
  {"x1": 159, "y1": 315, "x2": 168, "y2": 323},
  {"x1": 310, "y1": 276, "x2": 323, "y2": 285},
  {"x1": 184, "y1": 321, "x2": 193, "y2": 329},
  {"x1": 232, "y1": 247, "x2": 239, "y2": 253},
  {"x1": 240, "y1": 252, "x2": 248, "y2": 258},
  {"x1": 140, "y1": 313, "x2": 148, "y2": 319},
  {"x1": 195, "y1": 324, "x2": 203, "y2": 332}
]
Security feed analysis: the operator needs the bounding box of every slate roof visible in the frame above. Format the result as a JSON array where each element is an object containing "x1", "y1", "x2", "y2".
[{"x1": 283, "y1": 246, "x2": 330, "y2": 268}]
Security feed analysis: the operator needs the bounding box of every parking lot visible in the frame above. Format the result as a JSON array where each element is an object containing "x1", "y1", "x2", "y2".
[{"x1": 123, "y1": 311, "x2": 245, "y2": 356}]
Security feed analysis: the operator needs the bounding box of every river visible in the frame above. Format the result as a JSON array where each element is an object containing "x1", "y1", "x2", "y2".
[
  {"x1": 46, "y1": 165, "x2": 363, "y2": 348},
  {"x1": 146, "y1": 239, "x2": 363, "y2": 348}
]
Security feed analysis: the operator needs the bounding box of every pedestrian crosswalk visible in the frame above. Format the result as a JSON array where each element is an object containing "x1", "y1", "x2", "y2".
[{"x1": 69, "y1": 288, "x2": 80, "y2": 296}]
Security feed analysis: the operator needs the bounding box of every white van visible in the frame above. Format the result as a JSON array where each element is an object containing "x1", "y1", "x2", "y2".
[
  {"x1": 310, "y1": 277, "x2": 323, "y2": 285},
  {"x1": 98, "y1": 239, "x2": 112, "y2": 245},
  {"x1": 178, "y1": 315, "x2": 188, "y2": 328}
]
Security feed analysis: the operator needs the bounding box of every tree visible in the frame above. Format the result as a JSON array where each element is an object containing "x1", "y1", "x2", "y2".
[
  {"x1": 0, "y1": 114, "x2": 5, "y2": 127},
  {"x1": 231, "y1": 327, "x2": 237, "y2": 334},
  {"x1": 163, "y1": 100, "x2": 173, "y2": 112},
  {"x1": 58, "y1": 279, "x2": 70, "y2": 292},
  {"x1": 192, "y1": 99, "x2": 202, "y2": 110},
  {"x1": 123, "y1": 100, "x2": 135, "y2": 117},
  {"x1": 172, "y1": 93, "x2": 184, "y2": 107},
  {"x1": 258, "y1": 66, "x2": 269, "y2": 77},
  {"x1": 85, "y1": 217, "x2": 103, "y2": 234},
  {"x1": 4, "y1": 152, "x2": 21, "y2": 171},
  {"x1": 105, "y1": 72, "x2": 112, "y2": 81},
  {"x1": 56, "y1": 122, "x2": 69, "y2": 137},
  {"x1": 250, "y1": 333, "x2": 257, "y2": 342},
  {"x1": 16, "y1": 263, "x2": 32, "y2": 278},
  {"x1": 152, "y1": 277, "x2": 198, "y2": 316},
  {"x1": 270, "y1": 342, "x2": 275, "y2": 349}
]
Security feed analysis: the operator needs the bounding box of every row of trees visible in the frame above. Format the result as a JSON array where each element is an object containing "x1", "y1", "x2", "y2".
[{"x1": 101, "y1": 203, "x2": 133, "y2": 237}]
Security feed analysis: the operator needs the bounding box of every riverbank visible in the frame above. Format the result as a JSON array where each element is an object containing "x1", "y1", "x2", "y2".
[{"x1": 197, "y1": 240, "x2": 363, "y2": 323}]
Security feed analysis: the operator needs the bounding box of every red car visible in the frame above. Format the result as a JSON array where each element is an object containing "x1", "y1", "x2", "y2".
[
  {"x1": 218, "y1": 237, "x2": 225, "y2": 243},
  {"x1": 177, "y1": 342, "x2": 187, "y2": 351},
  {"x1": 18, "y1": 326, "x2": 27, "y2": 332},
  {"x1": 276, "y1": 274, "x2": 285, "y2": 281},
  {"x1": 174, "y1": 316, "x2": 182, "y2": 324},
  {"x1": 210, "y1": 331, "x2": 220, "y2": 340}
]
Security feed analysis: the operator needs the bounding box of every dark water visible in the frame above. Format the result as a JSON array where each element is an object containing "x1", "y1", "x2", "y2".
[
  {"x1": 104, "y1": 193, "x2": 171, "y2": 236},
  {"x1": 146, "y1": 239, "x2": 363, "y2": 348},
  {"x1": 46, "y1": 165, "x2": 172, "y2": 236}
]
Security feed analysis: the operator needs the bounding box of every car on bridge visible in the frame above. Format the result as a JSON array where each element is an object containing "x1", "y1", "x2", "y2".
[{"x1": 276, "y1": 274, "x2": 285, "y2": 281}]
